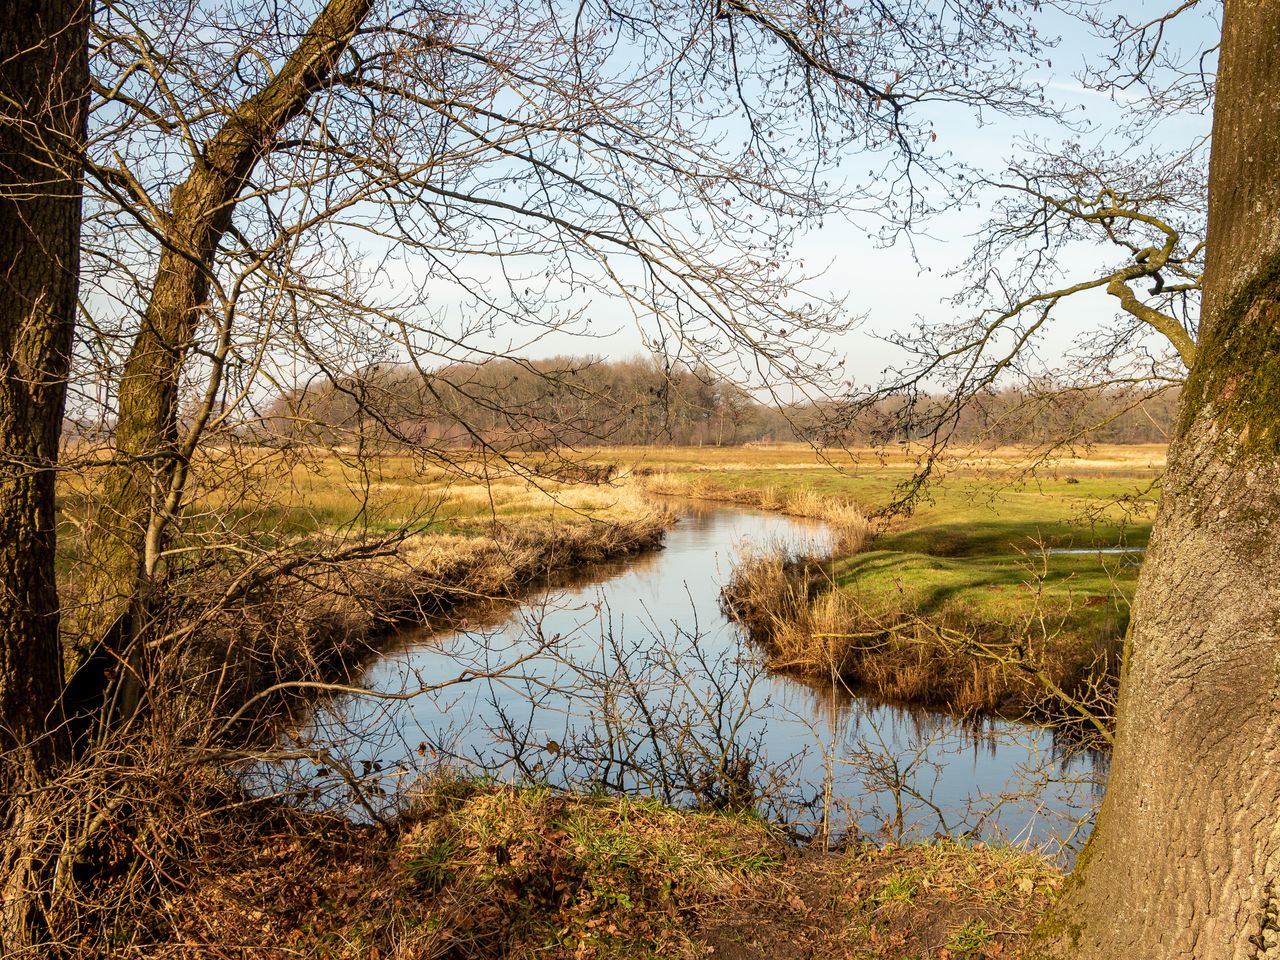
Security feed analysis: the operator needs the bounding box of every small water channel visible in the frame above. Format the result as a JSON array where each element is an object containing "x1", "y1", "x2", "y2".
[{"x1": 256, "y1": 500, "x2": 1105, "y2": 857}]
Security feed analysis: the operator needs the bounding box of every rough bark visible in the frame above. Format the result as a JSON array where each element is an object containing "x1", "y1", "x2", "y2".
[
  {"x1": 0, "y1": 0, "x2": 87, "y2": 772},
  {"x1": 1033, "y1": 2, "x2": 1280, "y2": 957},
  {"x1": 0, "y1": 0, "x2": 89, "y2": 950},
  {"x1": 67, "y1": 0, "x2": 372, "y2": 714}
]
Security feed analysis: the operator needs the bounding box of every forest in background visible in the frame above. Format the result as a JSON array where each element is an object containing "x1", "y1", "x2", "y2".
[{"x1": 260, "y1": 355, "x2": 1181, "y2": 449}]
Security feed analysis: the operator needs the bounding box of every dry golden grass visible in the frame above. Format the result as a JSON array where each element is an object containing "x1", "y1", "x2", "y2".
[
  {"x1": 58, "y1": 444, "x2": 660, "y2": 551},
  {"x1": 57, "y1": 441, "x2": 1166, "y2": 553},
  {"x1": 175, "y1": 507, "x2": 675, "y2": 738},
  {"x1": 593, "y1": 441, "x2": 1166, "y2": 474},
  {"x1": 641, "y1": 472, "x2": 872, "y2": 553},
  {"x1": 721, "y1": 546, "x2": 858, "y2": 678},
  {"x1": 54, "y1": 447, "x2": 678, "y2": 733}
]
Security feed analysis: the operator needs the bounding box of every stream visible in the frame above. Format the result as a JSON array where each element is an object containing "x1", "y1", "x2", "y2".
[{"x1": 255, "y1": 500, "x2": 1106, "y2": 857}]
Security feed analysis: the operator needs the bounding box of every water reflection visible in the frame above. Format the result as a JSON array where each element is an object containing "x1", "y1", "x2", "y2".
[{"x1": 251, "y1": 500, "x2": 1106, "y2": 860}]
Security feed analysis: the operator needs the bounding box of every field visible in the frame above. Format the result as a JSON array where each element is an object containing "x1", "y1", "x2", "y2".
[
  {"x1": 59, "y1": 446, "x2": 653, "y2": 545},
  {"x1": 98, "y1": 442, "x2": 1164, "y2": 663},
  {"x1": 60, "y1": 438, "x2": 1163, "y2": 545},
  {"x1": 52, "y1": 447, "x2": 673, "y2": 723},
  {"x1": 52, "y1": 443, "x2": 1137, "y2": 956},
  {"x1": 626, "y1": 443, "x2": 1162, "y2": 600}
]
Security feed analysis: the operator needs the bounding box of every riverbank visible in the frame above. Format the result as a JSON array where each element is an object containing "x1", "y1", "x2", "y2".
[
  {"x1": 48, "y1": 496, "x2": 1074, "y2": 959},
  {"x1": 41, "y1": 474, "x2": 1081, "y2": 957},
  {"x1": 722, "y1": 546, "x2": 1121, "y2": 728},
  {"x1": 628, "y1": 445, "x2": 1154, "y2": 727},
  {"x1": 640, "y1": 471, "x2": 872, "y2": 551},
  {"x1": 145, "y1": 778, "x2": 1061, "y2": 959},
  {"x1": 184, "y1": 500, "x2": 675, "y2": 735}
]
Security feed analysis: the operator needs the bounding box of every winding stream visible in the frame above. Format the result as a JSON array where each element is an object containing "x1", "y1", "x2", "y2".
[{"x1": 257, "y1": 500, "x2": 1105, "y2": 857}]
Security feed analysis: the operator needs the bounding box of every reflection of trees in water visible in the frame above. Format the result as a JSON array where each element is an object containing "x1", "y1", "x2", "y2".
[
  {"x1": 785, "y1": 672, "x2": 1004, "y2": 751},
  {"x1": 1050, "y1": 735, "x2": 1110, "y2": 789},
  {"x1": 260, "y1": 601, "x2": 1104, "y2": 857},
  {"x1": 773, "y1": 670, "x2": 1108, "y2": 853}
]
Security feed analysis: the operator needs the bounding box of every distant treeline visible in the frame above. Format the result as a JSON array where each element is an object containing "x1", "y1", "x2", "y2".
[
  {"x1": 261, "y1": 356, "x2": 1179, "y2": 449},
  {"x1": 867, "y1": 384, "x2": 1181, "y2": 447},
  {"x1": 263, "y1": 356, "x2": 789, "y2": 448}
]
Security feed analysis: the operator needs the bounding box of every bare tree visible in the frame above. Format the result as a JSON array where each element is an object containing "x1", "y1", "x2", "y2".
[
  {"x1": 68, "y1": 0, "x2": 374, "y2": 720},
  {"x1": 63, "y1": 0, "x2": 1060, "y2": 732},
  {"x1": 1034, "y1": 2, "x2": 1280, "y2": 954},
  {"x1": 846, "y1": 139, "x2": 1206, "y2": 502},
  {"x1": 819, "y1": 4, "x2": 1216, "y2": 502},
  {"x1": 0, "y1": 5, "x2": 1073, "y2": 945},
  {"x1": 809, "y1": 0, "x2": 1280, "y2": 952}
]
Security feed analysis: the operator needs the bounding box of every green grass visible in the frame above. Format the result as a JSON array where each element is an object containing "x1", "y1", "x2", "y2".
[
  {"x1": 833, "y1": 500, "x2": 1148, "y2": 676},
  {"x1": 674, "y1": 444, "x2": 1162, "y2": 719},
  {"x1": 873, "y1": 870, "x2": 920, "y2": 907},
  {"x1": 636, "y1": 443, "x2": 1161, "y2": 660},
  {"x1": 830, "y1": 548, "x2": 1137, "y2": 645},
  {"x1": 945, "y1": 918, "x2": 994, "y2": 956}
]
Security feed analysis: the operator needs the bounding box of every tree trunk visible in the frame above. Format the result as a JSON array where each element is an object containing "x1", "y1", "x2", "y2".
[
  {"x1": 0, "y1": 0, "x2": 89, "y2": 950},
  {"x1": 1034, "y1": 2, "x2": 1280, "y2": 957},
  {"x1": 67, "y1": 0, "x2": 372, "y2": 713},
  {"x1": 0, "y1": 0, "x2": 87, "y2": 774}
]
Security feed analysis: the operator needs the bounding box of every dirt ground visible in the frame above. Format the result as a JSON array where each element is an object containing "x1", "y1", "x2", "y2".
[{"x1": 120, "y1": 783, "x2": 1059, "y2": 960}]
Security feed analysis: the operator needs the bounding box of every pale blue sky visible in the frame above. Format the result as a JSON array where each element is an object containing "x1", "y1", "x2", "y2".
[{"x1": 499, "y1": 0, "x2": 1216, "y2": 388}]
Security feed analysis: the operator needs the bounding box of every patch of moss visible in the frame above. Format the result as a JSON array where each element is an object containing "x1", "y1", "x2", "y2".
[
  {"x1": 1182, "y1": 249, "x2": 1280, "y2": 457},
  {"x1": 1024, "y1": 826, "x2": 1099, "y2": 957}
]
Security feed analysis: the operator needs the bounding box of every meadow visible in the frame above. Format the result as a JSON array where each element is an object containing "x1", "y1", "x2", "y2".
[
  {"x1": 64, "y1": 441, "x2": 1160, "y2": 686},
  {"x1": 56, "y1": 441, "x2": 1159, "y2": 759},
  {"x1": 52, "y1": 446, "x2": 673, "y2": 730},
  {"x1": 61, "y1": 439, "x2": 1163, "y2": 547}
]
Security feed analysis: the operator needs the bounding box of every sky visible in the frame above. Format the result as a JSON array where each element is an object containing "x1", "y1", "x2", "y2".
[{"x1": 498, "y1": 0, "x2": 1217, "y2": 390}]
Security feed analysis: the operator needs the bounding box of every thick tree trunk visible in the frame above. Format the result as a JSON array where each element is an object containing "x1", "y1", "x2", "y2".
[
  {"x1": 0, "y1": 0, "x2": 89, "y2": 951},
  {"x1": 1034, "y1": 2, "x2": 1280, "y2": 957},
  {"x1": 67, "y1": 0, "x2": 372, "y2": 711},
  {"x1": 0, "y1": 0, "x2": 87, "y2": 773}
]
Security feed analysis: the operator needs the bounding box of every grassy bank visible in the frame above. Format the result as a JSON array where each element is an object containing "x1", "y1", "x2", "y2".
[
  {"x1": 142, "y1": 779, "x2": 1059, "y2": 959},
  {"x1": 42, "y1": 448, "x2": 1078, "y2": 958},
  {"x1": 628, "y1": 443, "x2": 1161, "y2": 549},
  {"x1": 57, "y1": 457, "x2": 675, "y2": 735},
  {"x1": 633, "y1": 444, "x2": 1160, "y2": 724},
  {"x1": 723, "y1": 546, "x2": 1122, "y2": 725}
]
